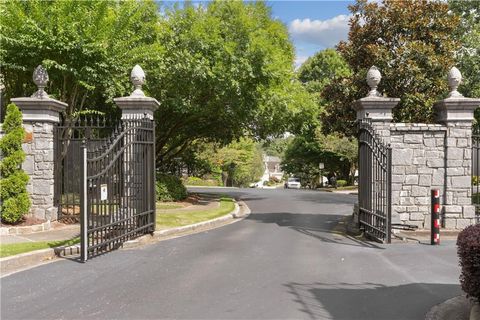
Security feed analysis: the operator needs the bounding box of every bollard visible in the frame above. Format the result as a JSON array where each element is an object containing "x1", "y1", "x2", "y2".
[{"x1": 431, "y1": 189, "x2": 440, "y2": 245}]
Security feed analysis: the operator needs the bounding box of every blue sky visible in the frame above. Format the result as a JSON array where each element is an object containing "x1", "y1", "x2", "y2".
[
  {"x1": 161, "y1": 1, "x2": 354, "y2": 67},
  {"x1": 268, "y1": 1, "x2": 353, "y2": 66}
]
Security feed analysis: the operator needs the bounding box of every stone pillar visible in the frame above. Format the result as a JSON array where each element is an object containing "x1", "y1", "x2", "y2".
[
  {"x1": 11, "y1": 65, "x2": 67, "y2": 221},
  {"x1": 113, "y1": 65, "x2": 159, "y2": 206},
  {"x1": 353, "y1": 66, "x2": 400, "y2": 144},
  {"x1": 434, "y1": 67, "x2": 480, "y2": 229}
]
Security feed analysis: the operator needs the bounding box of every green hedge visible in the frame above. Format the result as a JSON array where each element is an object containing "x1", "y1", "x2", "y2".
[
  {"x1": 156, "y1": 174, "x2": 187, "y2": 202},
  {"x1": 0, "y1": 104, "x2": 31, "y2": 223},
  {"x1": 183, "y1": 176, "x2": 222, "y2": 187},
  {"x1": 337, "y1": 180, "x2": 348, "y2": 187}
]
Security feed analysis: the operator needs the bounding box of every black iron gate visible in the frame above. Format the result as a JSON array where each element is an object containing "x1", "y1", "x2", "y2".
[
  {"x1": 55, "y1": 115, "x2": 155, "y2": 261},
  {"x1": 358, "y1": 118, "x2": 392, "y2": 243},
  {"x1": 472, "y1": 124, "x2": 480, "y2": 224}
]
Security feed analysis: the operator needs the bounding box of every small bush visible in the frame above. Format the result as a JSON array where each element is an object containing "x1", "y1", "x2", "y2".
[
  {"x1": 269, "y1": 176, "x2": 280, "y2": 183},
  {"x1": 0, "y1": 104, "x2": 31, "y2": 223},
  {"x1": 457, "y1": 224, "x2": 480, "y2": 303},
  {"x1": 183, "y1": 176, "x2": 221, "y2": 187},
  {"x1": 156, "y1": 174, "x2": 187, "y2": 202},
  {"x1": 337, "y1": 179, "x2": 348, "y2": 187},
  {"x1": 473, "y1": 176, "x2": 479, "y2": 186}
]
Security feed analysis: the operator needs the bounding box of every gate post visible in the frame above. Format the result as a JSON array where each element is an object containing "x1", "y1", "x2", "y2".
[
  {"x1": 434, "y1": 67, "x2": 480, "y2": 229},
  {"x1": 11, "y1": 65, "x2": 67, "y2": 221},
  {"x1": 353, "y1": 66, "x2": 400, "y2": 230},
  {"x1": 114, "y1": 65, "x2": 159, "y2": 231}
]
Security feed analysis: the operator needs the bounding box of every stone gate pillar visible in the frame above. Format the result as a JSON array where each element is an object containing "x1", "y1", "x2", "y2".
[
  {"x1": 353, "y1": 66, "x2": 400, "y2": 144},
  {"x1": 11, "y1": 65, "x2": 67, "y2": 221},
  {"x1": 114, "y1": 65, "x2": 159, "y2": 208},
  {"x1": 434, "y1": 67, "x2": 480, "y2": 229}
]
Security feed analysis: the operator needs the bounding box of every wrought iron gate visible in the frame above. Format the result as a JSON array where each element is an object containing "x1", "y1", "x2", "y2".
[
  {"x1": 358, "y1": 118, "x2": 392, "y2": 243},
  {"x1": 472, "y1": 125, "x2": 480, "y2": 224},
  {"x1": 55, "y1": 115, "x2": 156, "y2": 261}
]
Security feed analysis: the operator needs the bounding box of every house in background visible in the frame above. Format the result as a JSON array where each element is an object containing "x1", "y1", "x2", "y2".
[{"x1": 263, "y1": 155, "x2": 283, "y2": 181}]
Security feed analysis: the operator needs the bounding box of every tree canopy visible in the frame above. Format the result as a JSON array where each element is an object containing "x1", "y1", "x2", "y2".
[
  {"x1": 0, "y1": 0, "x2": 160, "y2": 116},
  {"x1": 0, "y1": 0, "x2": 317, "y2": 168},
  {"x1": 449, "y1": 0, "x2": 480, "y2": 99},
  {"x1": 321, "y1": 0, "x2": 460, "y2": 135}
]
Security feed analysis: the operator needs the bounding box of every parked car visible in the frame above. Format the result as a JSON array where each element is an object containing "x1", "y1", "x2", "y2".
[{"x1": 285, "y1": 177, "x2": 301, "y2": 189}]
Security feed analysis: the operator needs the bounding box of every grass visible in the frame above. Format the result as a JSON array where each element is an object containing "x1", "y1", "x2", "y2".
[
  {"x1": 156, "y1": 203, "x2": 183, "y2": 210},
  {"x1": 156, "y1": 197, "x2": 235, "y2": 229},
  {"x1": 0, "y1": 237, "x2": 80, "y2": 258}
]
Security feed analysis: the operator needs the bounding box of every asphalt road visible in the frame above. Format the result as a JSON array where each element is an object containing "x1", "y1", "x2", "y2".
[{"x1": 1, "y1": 188, "x2": 461, "y2": 320}]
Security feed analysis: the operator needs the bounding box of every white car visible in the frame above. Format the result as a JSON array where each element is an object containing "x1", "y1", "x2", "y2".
[{"x1": 285, "y1": 177, "x2": 301, "y2": 189}]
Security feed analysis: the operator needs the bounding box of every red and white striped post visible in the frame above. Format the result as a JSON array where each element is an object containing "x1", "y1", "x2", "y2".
[{"x1": 431, "y1": 189, "x2": 440, "y2": 245}]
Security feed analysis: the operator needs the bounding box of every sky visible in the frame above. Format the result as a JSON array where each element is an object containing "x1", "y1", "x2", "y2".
[
  {"x1": 267, "y1": 1, "x2": 353, "y2": 66},
  {"x1": 161, "y1": 0, "x2": 354, "y2": 67}
]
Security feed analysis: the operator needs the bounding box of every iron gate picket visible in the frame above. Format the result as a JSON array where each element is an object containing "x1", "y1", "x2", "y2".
[
  {"x1": 55, "y1": 115, "x2": 156, "y2": 261},
  {"x1": 358, "y1": 118, "x2": 392, "y2": 243},
  {"x1": 55, "y1": 116, "x2": 117, "y2": 222},
  {"x1": 472, "y1": 124, "x2": 480, "y2": 224}
]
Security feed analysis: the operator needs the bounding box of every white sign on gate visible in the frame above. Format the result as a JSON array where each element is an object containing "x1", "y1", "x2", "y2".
[{"x1": 100, "y1": 184, "x2": 108, "y2": 201}]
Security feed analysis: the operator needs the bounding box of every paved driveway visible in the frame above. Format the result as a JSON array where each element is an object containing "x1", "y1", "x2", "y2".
[{"x1": 1, "y1": 188, "x2": 461, "y2": 319}]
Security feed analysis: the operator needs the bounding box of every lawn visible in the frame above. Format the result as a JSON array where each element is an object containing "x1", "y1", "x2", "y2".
[
  {"x1": 0, "y1": 238, "x2": 80, "y2": 258},
  {"x1": 156, "y1": 197, "x2": 235, "y2": 229},
  {"x1": 156, "y1": 203, "x2": 183, "y2": 210}
]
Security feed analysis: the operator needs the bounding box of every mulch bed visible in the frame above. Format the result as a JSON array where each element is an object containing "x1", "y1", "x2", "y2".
[{"x1": 0, "y1": 216, "x2": 46, "y2": 227}]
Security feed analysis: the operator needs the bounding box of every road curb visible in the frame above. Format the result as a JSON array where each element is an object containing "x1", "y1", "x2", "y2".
[
  {"x1": 122, "y1": 200, "x2": 250, "y2": 249},
  {"x1": 0, "y1": 248, "x2": 56, "y2": 276},
  {"x1": 425, "y1": 295, "x2": 474, "y2": 320},
  {"x1": 1, "y1": 199, "x2": 250, "y2": 276}
]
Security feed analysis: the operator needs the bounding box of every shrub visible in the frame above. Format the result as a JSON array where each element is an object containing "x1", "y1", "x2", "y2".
[
  {"x1": 183, "y1": 176, "x2": 221, "y2": 187},
  {"x1": 337, "y1": 179, "x2": 348, "y2": 187},
  {"x1": 156, "y1": 174, "x2": 187, "y2": 202},
  {"x1": 457, "y1": 224, "x2": 480, "y2": 303},
  {"x1": 473, "y1": 176, "x2": 479, "y2": 186},
  {"x1": 269, "y1": 176, "x2": 280, "y2": 183},
  {"x1": 0, "y1": 104, "x2": 31, "y2": 224}
]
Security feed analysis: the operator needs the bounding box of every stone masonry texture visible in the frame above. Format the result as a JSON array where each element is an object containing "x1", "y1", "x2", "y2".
[
  {"x1": 22, "y1": 122, "x2": 57, "y2": 221},
  {"x1": 376, "y1": 122, "x2": 476, "y2": 229}
]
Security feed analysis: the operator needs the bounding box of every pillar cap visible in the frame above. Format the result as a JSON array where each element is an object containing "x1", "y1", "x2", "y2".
[
  {"x1": 114, "y1": 96, "x2": 159, "y2": 120},
  {"x1": 11, "y1": 97, "x2": 67, "y2": 123},
  {"x1": 434, "y1": 97, "x2": 480, "y2": 123},
  {"x1": 353, "y1": 96, "x2": 400, "y2": 121}
]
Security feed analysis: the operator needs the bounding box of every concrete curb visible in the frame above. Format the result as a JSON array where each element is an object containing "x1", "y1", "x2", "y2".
[
  {"x1": 1, "y1": 248, "x2": 55, "y2": 276},
  {"x1": 122, "y1": 200, "x2": 250, "y2": 249},
  {"x1": 471, "y1": 303, "x2": 480, "y2": 320},
  {"x1": 425, "y1": 295, "x2": 474, "y2": 320},
  {"x1": 0, "y1": 220, "x2": 52, "y2": 236},
  {"x1": 1, "y1": 199, "x2": 251, "y2": 276}
]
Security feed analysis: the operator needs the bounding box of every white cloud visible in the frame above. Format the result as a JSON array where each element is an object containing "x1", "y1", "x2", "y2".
[
  {"x1": 294, "y1": 55, "x2": 309, "y2": 68},
  {"x1": 289, "y1": 15, "x2": 351, "y2": 48}
]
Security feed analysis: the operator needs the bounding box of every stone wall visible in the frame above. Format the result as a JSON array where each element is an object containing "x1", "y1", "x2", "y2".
[
  {"x1": 389, "y1": 123, "x2": 447, "y2": 228},
  {"x1": 443, "y1": 122, "x2": 476, "y2": 229},
  {"x1": 22, "y1": 122, "x2": 57, "y2": 221}
]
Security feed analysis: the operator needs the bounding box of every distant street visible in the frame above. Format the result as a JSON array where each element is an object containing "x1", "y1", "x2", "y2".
[{"x1": 1, "y1": 188, "x2": 461, "y2": 320}]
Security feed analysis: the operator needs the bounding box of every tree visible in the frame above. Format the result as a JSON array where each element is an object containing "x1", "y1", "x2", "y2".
[
  {"x1": 191, "y1": 138, "x2": 264, "y2": 187},
  {"x1": 297, "y1": 49, "x2": 352, "y2": 107},
  {"x1": 147, "y1": 1, "x2": 317, "y2": 167},
  {"x1": 1, "y1": 0, "x2": 317, "y2": 170},
  {"x1": 0, "y1": 104, "x2": 30, "y2": 223},
  {"x1": 322, "y1": 0, "x2": 460, "y2": 135},
  {"x1": 262, "y1": 135, "x2": 294, "y2": 159},
  {"x1": 281, "y1": 132, "x2": 357, "y2": 186},
  {"x1": 0, "y1": 0, "x2": 160, "y2": 116},
  {"x1": 449, "y1": 1, "x2": 480, "y2": 99}
]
